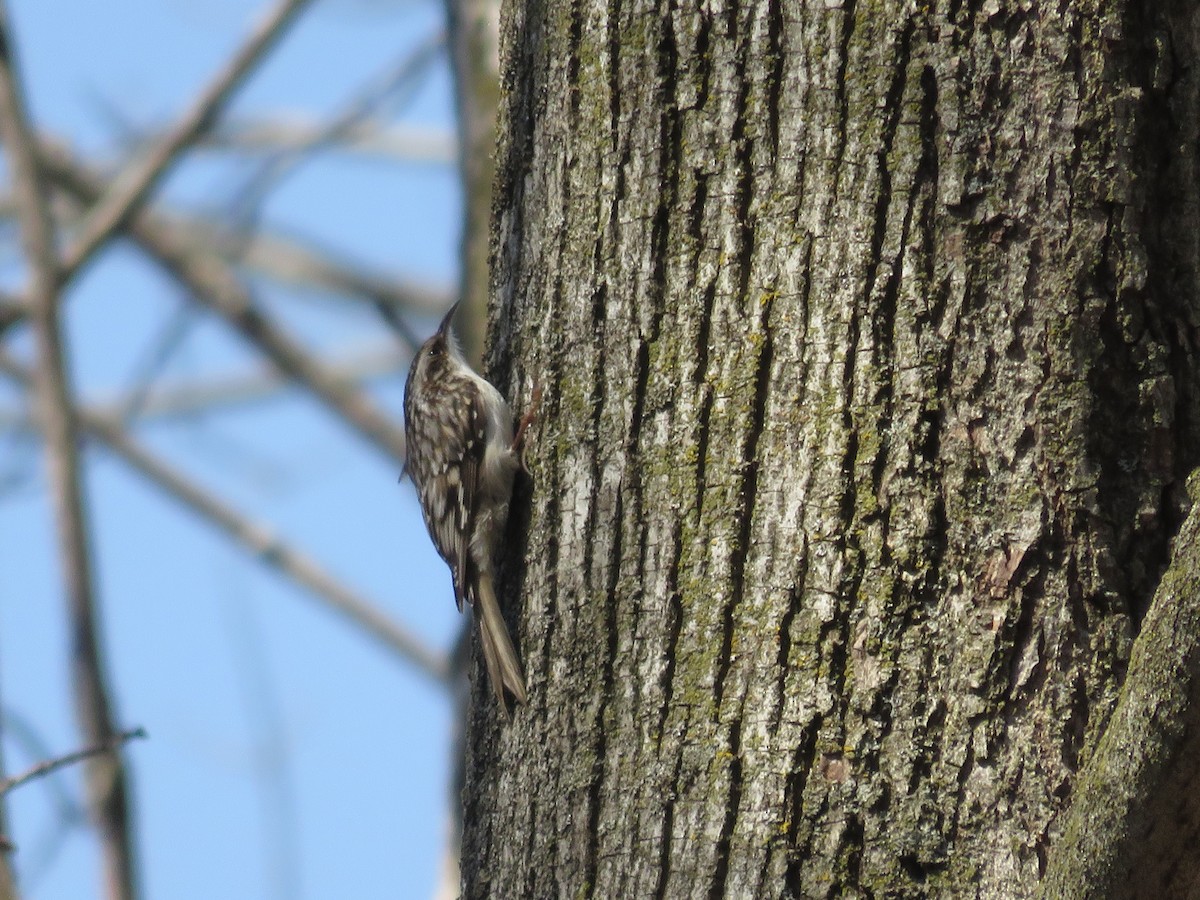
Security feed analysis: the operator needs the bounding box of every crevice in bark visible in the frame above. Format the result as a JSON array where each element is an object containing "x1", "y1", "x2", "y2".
[
  {"x1": 687, "y1": 173, "x2": 709, "y2": 248},
  {"x1": 776, "y1": 576, "x2": 802, "y2": 722},
  {"x1": 629, "y1": 335, "x2": 652, "y2": 446},
  {"x1": 694, "y1": 8, "x2": 712, "y2": 107},
  {"x1": 567, "y1": 0, "x2": 583, "y2": 126},
  {"x1": 729, "y1": 26, "x2": 756, "y2": 306},
  {"x1": 947, "y1": 722, "x2": 978, "y2": 842},
  {"x1": 785, "y1": 718, "x2": 821, "y2": 888},
  {"x1": 605, "y1": 0, "x2": 622, "y2": 156},
  {"x1": 658, "y1": 520, "x2": 685, "y2": 748},
  {"x1": 839, "y1": 380, "x2": 861, "y2": 529},
  {"x1": 831, "y1": 0, "x2": 858, "y2": 193},
  {"x1": 652, "y1": 2, "x2": 680, "y2": 327},
  {"x1": 708, "y1": 714, "x2": 745, "y2": 900},
  {"x1": 873, "y1": 257, "x2": 900, "y2": 492},
  {"x1": 577, "y1": 272, "x2": 614, "y2": 895},
  {"x1": 653, "y1": 750, "x2": 684, "y2": 898},
  {"x1": 693, "y1": 382, "x2": 714, "y2": 529},
  {"x1": 765, "y1": 0, "x2": 784, "y2": 164},
  {"x1": 795, "y1": 236, "x2": 814, "y2": 381},
  {"x1": 583, "y1": 488, "x2": 623, "y2": 897}
]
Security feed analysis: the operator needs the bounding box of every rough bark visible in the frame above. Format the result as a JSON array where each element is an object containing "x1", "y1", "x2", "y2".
[{"x1": 464, "y1": 1, "x2": 1200, "y2": 898}]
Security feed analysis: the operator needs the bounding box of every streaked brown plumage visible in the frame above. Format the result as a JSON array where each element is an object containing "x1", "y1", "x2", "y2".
[{"x1": 403, "y1": 304, "x2": 527, "y2": 714}]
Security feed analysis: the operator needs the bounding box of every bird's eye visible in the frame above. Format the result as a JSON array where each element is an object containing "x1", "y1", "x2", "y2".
[{"x1": 427, "y1": 342, "x2": 442, "y2": 358}]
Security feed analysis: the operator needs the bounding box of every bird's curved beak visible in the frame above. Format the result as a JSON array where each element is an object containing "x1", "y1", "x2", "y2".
[{"x1": 437, "y1": 302, "x2": 460, "y2": 336}]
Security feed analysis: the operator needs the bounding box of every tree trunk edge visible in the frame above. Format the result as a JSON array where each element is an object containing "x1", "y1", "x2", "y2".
[{"x1": 1041, "y1": 471, "x2": 1200, "y2": 899}]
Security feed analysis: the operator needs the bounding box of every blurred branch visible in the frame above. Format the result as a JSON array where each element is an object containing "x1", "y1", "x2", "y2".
[
  {"x1": 172, "y1": 220, "x2": 449, "y2": 326},
  {"x1": 0, "y1": 299, "x2": 21, "y2": 337},
  {"x1": 40, "y1": 145, "x2": 411, "y2": 465},
  {"x1": 0, "y1": 343, "x2": 409, "y2": 431},
  {"x1": 0, "y1": 171, "x2": 451, "y2": 325},
  {"x1": 0, "y1": 708, "x2": 83, "y2": 834},
  {"x1": 115, "y1": 301, "x2": 199, "y2": 423},
  {"x1": 0, "y1": 353, "x2": 450, "y2": 686},
  {"x1": 228, "y1": 30, "x2": 446, "y2": 237},
  {"x1": 0, "y1": 730, "x2": 146, "y2": 799},
  {"x1": 445, "y1": 0, "x2": 502, "y2": 365},
  {"x1": 0, "y1": 8, "x2": 138, "y2": 900},
  {"x1": 202, "y1": 118, "x2": 455, "y2": 164},
  {"x1": 0, "y1": 537, "x2": 22, "y2": 886},
  {"x1": 59, "y1": 0, "x2": 318, "y2": 284},
  {"x1": 0, "y1": 682, "x2": 19, "y2": 898}
]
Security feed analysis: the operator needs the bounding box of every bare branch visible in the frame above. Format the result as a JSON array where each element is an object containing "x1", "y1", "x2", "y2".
[
  {"x1": 59, "y1": 0, "x2": 317, "y2": 283},
  {"x1": 1, "y1": 730, "x2": 146, "y2": 799},
  {"x1": 0, "y1": 9, "x2": 137, "y2": 900},
  {"x1": 0, "y1": 353, "x2": 450, "y2": 686},
  {"x1": 40, "y1": 144, "x2": 411, "y2": 465}
]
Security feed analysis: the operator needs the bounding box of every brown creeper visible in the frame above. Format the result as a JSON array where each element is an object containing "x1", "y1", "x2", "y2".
[{"x1": 403, "y1": 303, "x2": 531, "y2": 713}]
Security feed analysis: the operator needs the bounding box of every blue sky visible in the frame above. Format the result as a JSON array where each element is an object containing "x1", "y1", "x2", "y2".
[{"x1": 0, "y1": 1, "x2": 464, "y2": 897}]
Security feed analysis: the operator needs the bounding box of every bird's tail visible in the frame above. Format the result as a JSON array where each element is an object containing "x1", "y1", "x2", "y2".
[{"x1": 476, "y1": 573, "x2": 528, "y2": 714}]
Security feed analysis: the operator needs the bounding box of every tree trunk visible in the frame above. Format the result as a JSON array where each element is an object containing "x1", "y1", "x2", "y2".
[{"x1": 464, "y1": 2, "x2": 1200, "y2": 897}]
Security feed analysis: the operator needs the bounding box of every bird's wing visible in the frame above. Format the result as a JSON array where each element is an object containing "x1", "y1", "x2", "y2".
[{"x1": 418, "y1": 391, "x2": 486, "y2": 612}]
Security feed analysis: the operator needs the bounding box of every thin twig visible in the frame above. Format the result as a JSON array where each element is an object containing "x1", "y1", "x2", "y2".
[
  {"x1": 0, "y1": 664, "x2": 19, "y2": 897},
  {"x1": 115, "y1": 301, "x2": 198, "y2": 424},
  {"x1": 1, "y1": 730, "x2": 147, "y2": 798},
  {"x1": 0, "y1": 353, "x2": 450, "y2": 686},
  {"x1": 58, "y1": 0, "x2": 317, "y2": 284},
  {"x1": 0, "y1": 9, "x2": 137, "y2": 900},
  {"x1": 0, "y1": 708, "x2": 83, "y2": 863},
  {"x1": 41, "y1": 145, "x2": 411, "y2": 465}
]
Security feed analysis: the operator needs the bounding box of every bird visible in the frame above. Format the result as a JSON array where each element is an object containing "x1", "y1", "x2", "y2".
[{"x1": 402, "y1": 302, "x2": 535, "y2": 715}]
